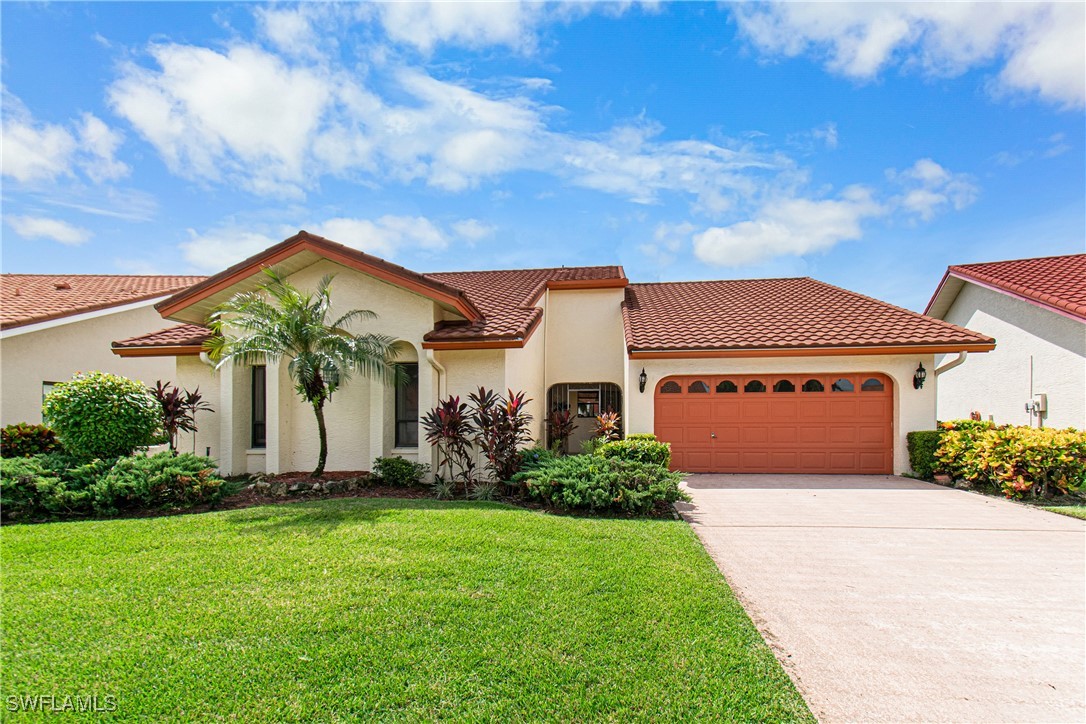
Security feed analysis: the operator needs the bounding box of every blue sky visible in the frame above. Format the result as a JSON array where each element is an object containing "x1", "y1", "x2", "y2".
[{"x1": 2, "y1": 2, "x2": 1083, "y2": 311}]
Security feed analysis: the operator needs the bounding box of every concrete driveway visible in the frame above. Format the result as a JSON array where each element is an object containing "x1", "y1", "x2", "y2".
[{"x1": 677, "y1": 475, "x2": 1085, "y2": 723}]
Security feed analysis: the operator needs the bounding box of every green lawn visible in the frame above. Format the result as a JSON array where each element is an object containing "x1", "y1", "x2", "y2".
[
  {"x1": 1043, "y1": 505, "x2": 1086, "y2": 520},
  {"x1": 1, "y1": 499, "x2": 811, "y2": 721}
]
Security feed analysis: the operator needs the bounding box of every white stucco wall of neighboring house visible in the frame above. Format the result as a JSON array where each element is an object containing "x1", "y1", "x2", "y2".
[
  {"x1": 626, "y1": 354, "x2": 938, "y2": 475},
  {"x1": 936, "y1": 283, "x2": 1085, "y2": 428},
  {"x1": 0, "y1": 302, "x2": 180, "y2": 427},
  {"x1": 544, "y1": 287, "x2": 626, "y2": 387}
]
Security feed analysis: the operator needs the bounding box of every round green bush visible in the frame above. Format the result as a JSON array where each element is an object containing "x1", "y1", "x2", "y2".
[{"x1": 42, "y1": 372, "x2": 162, "y2": 460}]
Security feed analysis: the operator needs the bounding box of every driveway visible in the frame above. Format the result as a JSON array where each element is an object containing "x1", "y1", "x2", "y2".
[{"x1": 677, "y1": 475, "x2": 1085, "y2": 723}]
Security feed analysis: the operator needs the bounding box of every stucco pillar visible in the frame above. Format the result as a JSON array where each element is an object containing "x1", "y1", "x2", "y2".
[
  {"x1": 265, "y1": 358, "x2": 281, "y2": 475},
  {"x1": 368, "y1": 378, "x2": 384, "y2": 470},
  {"x1": 218, "y1": 358, "x2": 235, "y2": 475}
]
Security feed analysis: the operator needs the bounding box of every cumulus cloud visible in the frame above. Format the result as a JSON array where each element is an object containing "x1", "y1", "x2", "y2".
[
  {"x1": 733, "y1": 2, "x2": 1086, "y2": 108},
  {"x1": 451, "y1": 218, "x2": 496, "y2": 242},
  {"x1": 888, "y1": 158, "x2": 978, "y2": 221},
  {"x1": 693, "y1": 186, "x2": 884, "y2": 267},
  {"x1": 1, "y1": 91, "x2": 129, "y2": 184},
  {"x1": 378, "y1": 1, "x2": 545, "y2": 53},
  {"x1": 639, "y1": 221, "x2": 695, "y2": 266},
  {"x1": 6, "y1": 215, "x2": 92, "y2": 245}
]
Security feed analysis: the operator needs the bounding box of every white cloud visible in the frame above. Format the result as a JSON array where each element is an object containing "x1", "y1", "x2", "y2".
[
  {"x1": 312, "y1": 215, "x2": 447, "y2": 257},
  {"x1": 6, "y1": 215, "x2": 92, "y2": 245},
  {"x1": 378, "y1": 1, "x2": 544, "y2": 53},
  {"x1": 639, "y1": 221, "x2": 695, "y2": 266},
  {"x1": 734, "y1": 2, "x2": 1086, "y2": 108},
  {"x1": 889, "y1": 158, "x2": 978, "y2": 221},
  {"x1": 1, "y1": 91, "x2": 129, "y2": 185},
  {"x1": 451, "y1": 218, "x2": 496, "y2": 242},
  {"x1": 693, "y1": 186, "x2": 884, "y2": 267}
]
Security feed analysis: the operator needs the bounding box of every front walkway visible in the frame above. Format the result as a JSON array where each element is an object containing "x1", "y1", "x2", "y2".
[{"x1": 677, "y1": 474, "x2": 1085, "y2": 723}]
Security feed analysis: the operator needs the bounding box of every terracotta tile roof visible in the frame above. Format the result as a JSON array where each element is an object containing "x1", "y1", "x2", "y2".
[
  {"x1": 933, "y1": 254, "x2": 1086, "y2": 321},
  {"x1": 1, "y1": 274, "x2": 205, "y2": 330},
  {"x1": 623, "y1": 277, "x2": 995, "y2": 352},
  {"x1": 113, "y1": 324, "x2": 212, "y2": 349},
  {"x1": 424, "y1": 266, "x2": 626, "y2": 342}
]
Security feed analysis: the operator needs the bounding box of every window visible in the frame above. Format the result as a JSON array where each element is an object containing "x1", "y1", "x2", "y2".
[
  {"x1": 802, "y1": 379, "x2": 824, "y2": 392},
  {"x1": 688, "y1": 380, "x2": 710, "y2": 393},
  {"x1": 41, "y1": 381, "x2": 58, "y2": 405},
  {"x1": 251, "y1": 366, "x2": 267, "y2": 448},
  {"x1": 395, "y1": 363, "x2": 419, "y2": 447},
  {"x1": 831, "y1": 378, "x2": 854, "y2": 392},
  {"x1": 660, "y1": 381, "x2": 681, "y2": 394},
  {"x1": 773, "y1": 380, "x2": 795, "y2": 393},
  {"x1": 716, "y1": 380, "x2": 737, "y2": 393},
  {"x1": 861, "y1": 377, "x2": 885, "y2": 392},
  {"x1": 744, "y1": 379, "x2": 766, "y2": 393}
]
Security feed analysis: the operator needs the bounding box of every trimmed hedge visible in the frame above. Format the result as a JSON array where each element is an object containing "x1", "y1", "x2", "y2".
[
  {"x1": 42, "y1": 372, "x2": 162, "y2": 460},
  {"x1": 906, "y1": 430, "x2": 941, "y2": 480},
  {"x1": 512, "y1": 455, "x2": 688, "y2": 515},
  {"x1": 598, "y1": 437, "x2": 672, "y2": 468},
  {"x1": 372, "y1": 456, "x2": 430, "y2": 487}
]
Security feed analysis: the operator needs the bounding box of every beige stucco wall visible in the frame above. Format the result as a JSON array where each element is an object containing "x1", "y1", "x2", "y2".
[
  {"x1": 504, "y1": 294, "x2": 547, "y2": 442},
  {"x1": 173, "y1": 354, "x2": 221, "y2": 459},
  {"x1": 937, "y1": 283, "x2": 1085, "y2": 428},
  {"x1": 626, "y1": 354, "x2": 938, "y2": 475},
  {"x1": 0, "y1": 303, "x2": 179, "y2": 427},
  {"x1": 544, "y1": 287, "x2": 626, "y2": 386}
]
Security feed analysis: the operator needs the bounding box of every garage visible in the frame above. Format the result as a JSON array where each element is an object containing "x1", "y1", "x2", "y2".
[{"x1": 654, "y1": 373, "x2": 894, "y2": 474}]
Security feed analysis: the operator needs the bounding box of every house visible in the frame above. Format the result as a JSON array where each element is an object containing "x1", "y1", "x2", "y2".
[
  {"x1": 0, "y1": 274, "x2": 205, "y2": 427},
  {"x1": 108, "y1": 231, "x2": 995, "y2": 477},
  {"x1": 925, "y1": 253, "x2": 1085, "y2": 429}
]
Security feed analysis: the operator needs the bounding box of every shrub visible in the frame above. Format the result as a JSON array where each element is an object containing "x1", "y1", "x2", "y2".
[
  {"x1": 598, "y1": 437, "x2": 672, "y2": 468},
  {"x1": 89, "y1": 453, "x2": 225, "y2": 515},
  {"x1": 373, "y1": 456, "x2": 430, "y2": 487},
  {"x1": 512, "y1": 455, "x2": 688, "y2": 516},
  {"x1": 594, "y1": 411, "x2": 621, "y2": 441},
  {"x1": 937, "y1": 420, "x2": 1000, "y2": 486},
  {"x1": 470, "y1": 387, "x2": 534, "y2": 483},
  {"x1": 626, "y1": 433, "x2": 657, "y2": 441},
  {"x1": 151, "y1": 381, "x2": 214, "y2": 453},
  {"x1": 0, "y1": 457, "x2": 60, "y2": 521},
  {"x1": 1, "y1": 423, "x2": 59, "y2": 458},
  {"x1": 520, "y1": 446, "x2": 558, "y2": 470},
  {"x1": 421, "y1": 396, "x2": 476, "y2": 486},
  {"x1": 43, "y1": 372, "x2": 162, "y2": 460},
  {"x1": 906, "y1": 430, "x2": 941, "y2": 480},
  {"x1": 547, "y1": 409, "x2": 575, "y2": 453}
]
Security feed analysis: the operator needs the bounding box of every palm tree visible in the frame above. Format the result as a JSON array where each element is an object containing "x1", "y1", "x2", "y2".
[{"x1": 205, "y1": 268, "x2": 402, "y2": 477}]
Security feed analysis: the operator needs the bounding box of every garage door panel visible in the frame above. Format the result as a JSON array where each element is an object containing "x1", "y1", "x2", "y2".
[{"x1": 656, "y1": 373, "x2": 892, "y2": 475}]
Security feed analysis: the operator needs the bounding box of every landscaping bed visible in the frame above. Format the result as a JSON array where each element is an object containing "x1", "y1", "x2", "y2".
[{"x1": 1, "y1": 498, "x2": 812, "y2": 721}]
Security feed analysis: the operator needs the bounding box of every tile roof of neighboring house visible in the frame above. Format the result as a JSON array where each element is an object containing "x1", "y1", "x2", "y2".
[
  {"x1": 112, "y1": 324, "x2": 213, "y2": 350},
  {"x1": 622, "y1": 277, "x2": 995, "y2": 354},
  {"x1": 926, "y1": 253, "x2": 1086, "y2": 321},
  {"x1": 1, "y1": 274, "x2": 205, "y2": 330},
  {"x1": 424, "y1": 266, "x2": 627, "y2": 343}
]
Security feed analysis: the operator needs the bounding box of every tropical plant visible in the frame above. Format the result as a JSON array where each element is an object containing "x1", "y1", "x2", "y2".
[
  {"x1": 547, "y1": 408, "x2": 575, "y2": 454},
  {"x1": 421, "y1": 395, "x2": 476, "y2": 487},
  {"x1": 151, "y1": 381, "x2": 214, "y2": 454},
  {"x1": 206, "y1": 268, "x2": 401, "y2": 477},
  {"x1": 42, "y1": 372, "x2": 162, "y2": 460},
  {"x1": 1, "y1": 423, "x2": 60, "y2": 458},
  {"x1": 470, "y1": 387, "x2": 534, "y2": 482},
  {"x1": 594, "y1": 411, "x2": 622, "y2": 442}
]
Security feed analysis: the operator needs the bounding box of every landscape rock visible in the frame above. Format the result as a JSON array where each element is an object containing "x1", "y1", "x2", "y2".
[
  {"x1": 269, "y1": 481, "x2": 289, "y2": 497},
  {"x1": 324, "y1": 480, "x2": 345, "y2": 494}
]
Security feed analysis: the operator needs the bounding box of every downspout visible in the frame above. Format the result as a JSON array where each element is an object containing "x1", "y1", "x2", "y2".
[
  {"x1": 426, "y1": 348, "x2": 446, "y2": 400},
  {"x1": 934, "y1": 351, "x2": 968, "y2": 376}
]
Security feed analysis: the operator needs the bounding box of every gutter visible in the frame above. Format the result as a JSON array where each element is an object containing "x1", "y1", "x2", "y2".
[
  {"x1": 935, "y1": 351, "x2": 968, "y2": 376},
  {"x1": 426, "y1": 349, "x2": 446, "y2": 400}
]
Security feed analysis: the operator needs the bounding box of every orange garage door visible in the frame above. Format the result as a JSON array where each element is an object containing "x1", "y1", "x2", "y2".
[{"x1": 654, "y1": 374, "x2": 893, "y2": 474}]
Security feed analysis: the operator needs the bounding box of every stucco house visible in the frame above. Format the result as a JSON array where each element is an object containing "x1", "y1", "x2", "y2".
[
  {"x1": 925, "y1": 253, "x2": 1085, "y2": 429},
  {"x1": 0, "y1": 273, "x2": 205, "y2": 427},
  {"x1": 109, "y1": 231, "x2": 995, "y2": 477}
]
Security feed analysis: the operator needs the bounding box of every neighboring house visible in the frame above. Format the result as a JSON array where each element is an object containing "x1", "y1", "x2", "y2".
[
  {"x1": 113, "y1": 231, "x2": 994, "y2": 476},
  {"x1": 0, "y1": 274, "x2": 206, "y2": 427},
  {"x1": 926, "y1": 253, "x2": 1086, "y2": 429}
]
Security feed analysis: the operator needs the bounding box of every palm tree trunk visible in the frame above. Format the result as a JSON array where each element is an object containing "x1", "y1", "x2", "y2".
[{"x1": 312, "y1": 401, "x2": 328, "y2": 478}]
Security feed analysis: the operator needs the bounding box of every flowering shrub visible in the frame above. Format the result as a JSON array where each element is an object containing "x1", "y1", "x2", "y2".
[
  {"x1": 43, "y1": 372, "x2": 162, "y2": 460},
  {"x1": 937, "y1": 420, "x2": 1086, "y2": 499}
]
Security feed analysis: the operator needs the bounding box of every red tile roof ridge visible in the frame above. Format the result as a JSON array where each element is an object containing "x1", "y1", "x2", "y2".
[
  {"x1": 425, "y1": 263, "x2": 624, "y2": 276},
  {"x1": 949, "y1": 252, "x2": 1084, "y2": 268}
]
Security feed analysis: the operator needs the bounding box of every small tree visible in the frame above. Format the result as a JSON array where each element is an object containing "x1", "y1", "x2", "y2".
[
  {"x1": 43, "y1": 372, "x2": 161, "y2": 460},
  {"x1": 151, "y1": 381, "x2": 214, "y2": 454},
  {"x1": 206, "y1": 268, "x2": 401, "y2": 477}
]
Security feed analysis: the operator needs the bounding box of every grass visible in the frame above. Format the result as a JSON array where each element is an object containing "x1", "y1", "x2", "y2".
[
  {"x1": 1, "y1": 498, "x2": 811, "y2": 721},
  {"x1": 1043, "y1": 505, "x2": 1086, "y2": 520}
]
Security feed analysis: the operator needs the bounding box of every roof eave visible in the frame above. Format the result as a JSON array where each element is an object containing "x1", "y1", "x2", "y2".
[
  {"x1": 627, "y1": 342, "x2": 997, "y2": 359},
  {"x1": 111, "y1": 344, "x2": 205, "y2": 358}
]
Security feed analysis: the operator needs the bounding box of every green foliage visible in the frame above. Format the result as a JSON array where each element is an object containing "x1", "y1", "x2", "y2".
[
  {"x1": 372, "y1": 456, "x2": 430, "y2": 487},
  {"x1": 512, "y1": 455, "x2": 689, "y2": 516},
  {"x1": 598, "y1": 437, "x2": 672, "y2": 468},
  {"x1": 519, "y1": 446, "x2": 557, "y2": 470},
  {"x1": 1, "y1": 422, "x2": 59, "y2": 458},
  {"x1": 626, "y1": 433, "x2": 658, "y2": 441},
  {"x1": 470, "y1": 387, "x2": 534, "y2": 483},
  {"x1": 1, "y1": 452, "x2": 224, "y2": 522},
  {"x1": 151, "y1": 381, "x2": 214, "y2": 452},
  {"x1": 594, "y1": 411, "x2": 622, "y2": 441},
  {"x1": 42, "y1": 372, "x2": 161, "y2": 460},
  {"x1": 546, "y1": 409, "x2": 575, "y2": 452},
  {"x1": 937, "y1": 420, "x2": 1086, "y2": 499},
  {"x1": 906, "y1": 430, "x2": 941, "y2": 480},
  {"x1": 208, "y1": 268, "x2": 401, "y2": 477}
]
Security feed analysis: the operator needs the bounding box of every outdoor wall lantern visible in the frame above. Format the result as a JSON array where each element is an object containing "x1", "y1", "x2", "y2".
[
  {"x1": 913, "y1": 362, "x2": 927, "y2": 390},
  {"x1": 638, "y1": 368, "x2": 648, "y2": 393}
]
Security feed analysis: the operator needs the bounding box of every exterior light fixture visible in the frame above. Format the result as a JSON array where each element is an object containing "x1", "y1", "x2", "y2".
[
  {"x1": 638, "y1": 368, "x2": 648, "y2": 393},
  {"x1": 913, "y1": 362, "x2": 927, "y2": 390}
]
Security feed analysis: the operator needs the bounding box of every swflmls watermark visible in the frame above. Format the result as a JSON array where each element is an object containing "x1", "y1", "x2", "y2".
[{"x1": 6, "y1": 694, "x2": 117, "y2": 713}]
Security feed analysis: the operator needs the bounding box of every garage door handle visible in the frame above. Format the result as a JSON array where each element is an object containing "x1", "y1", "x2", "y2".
[{"x1": 710, "y1": 433, "x2": 716, "y2": 438}]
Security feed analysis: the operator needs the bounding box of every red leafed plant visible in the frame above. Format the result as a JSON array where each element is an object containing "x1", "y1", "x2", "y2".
[
  {"x1": 547, "y1": 408, "x2": 575, "y2": 454},
  {"x1": 470, "y1": 387, "x2": 534, "y2": 483},
  {"x1": 421, "y1": 395, "x2": 476, "y2": 486},
  {"x1": 594, "y1": 411, "x2": 622, "y2": 442}
]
